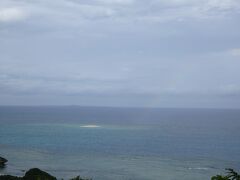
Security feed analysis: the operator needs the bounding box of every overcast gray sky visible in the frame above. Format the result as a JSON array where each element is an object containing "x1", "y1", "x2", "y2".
[{"x1": 0, "y1": 0, "x2": 240, "y2": 108}]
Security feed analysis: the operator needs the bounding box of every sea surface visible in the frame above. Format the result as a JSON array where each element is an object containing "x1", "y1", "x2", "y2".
[{"x1": 0, "y1": 106, "x2": 240, "y2": 180}]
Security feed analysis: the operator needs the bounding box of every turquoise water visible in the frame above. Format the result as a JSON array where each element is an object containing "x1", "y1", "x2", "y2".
[{"x1": 0, "y1": 107, "x2": 240, "y2": 179}]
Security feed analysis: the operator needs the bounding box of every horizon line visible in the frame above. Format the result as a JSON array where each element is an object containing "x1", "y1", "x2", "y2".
[{"x1": 0, "y1": 105, "x2": 239, "y2": 110}]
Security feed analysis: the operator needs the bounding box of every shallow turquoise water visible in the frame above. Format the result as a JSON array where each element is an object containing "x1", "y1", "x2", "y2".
[{"x1": 0, "y1": 107, "x2": 240, "y2": 179}]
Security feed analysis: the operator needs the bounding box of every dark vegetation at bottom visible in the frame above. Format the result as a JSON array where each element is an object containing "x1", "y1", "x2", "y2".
[
  {"x1": 1, "y1": 167, "x2": 239, "y2": 180},
  {"x1": 211, "y1": 169, "x2": 240, "y2": 180},
  {"x1": 0, "y1": 157, "x2": 239, "y2": 180},
  {"x1": 0, "y1": 168, "x2": 90, "y2": 180}
]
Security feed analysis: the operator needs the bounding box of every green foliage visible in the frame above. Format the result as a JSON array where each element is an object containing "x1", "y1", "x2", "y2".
[
  {"x1": 0, "y1": 175, "x2": 22, "y2": 180},
  {"x1": 226, "y1": 168, "x2": 240, "y2": 180},
  {"x1": 23, "y1": 168, "x2": 57, "y2": 180},
  {"x1": 211, "y1": 169, "x2": 240, "y2": 180},
  {"x1": 0, "y1": 168, "x2": 91, "y2": 180},
  {"x1": 211, "y1": 175, "x2": 230, "y2": 180}
]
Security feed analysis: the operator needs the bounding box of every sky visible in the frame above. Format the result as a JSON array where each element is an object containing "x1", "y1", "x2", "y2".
[{"x1": 0, "y1": 0, "x2": 240, "y2": 108}]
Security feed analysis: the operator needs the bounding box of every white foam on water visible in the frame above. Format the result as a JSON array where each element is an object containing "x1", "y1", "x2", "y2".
[
  {"x1": 80, "y1": 125, "x2": 101, "y2": 128},
  {"x1": 188, "y1": 167, "x2": 209, "y2": 170}
]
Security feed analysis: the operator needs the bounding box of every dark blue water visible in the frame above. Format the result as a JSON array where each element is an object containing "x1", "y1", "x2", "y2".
[{"x1": 0, "y1": 106, "x2": 240, "y2": 179}]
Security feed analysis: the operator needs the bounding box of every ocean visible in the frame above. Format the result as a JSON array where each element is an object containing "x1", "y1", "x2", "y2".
[{"x1": 0, "y1": 106, "x2": 240, "y2": 179}]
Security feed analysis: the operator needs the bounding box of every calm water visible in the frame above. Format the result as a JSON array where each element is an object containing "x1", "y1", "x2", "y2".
[{"x1": 0, "y1": 106, "x2": 240, "y2": 179}]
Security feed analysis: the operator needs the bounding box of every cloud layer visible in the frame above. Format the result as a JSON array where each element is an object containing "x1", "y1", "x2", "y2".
[{"x1": 0, "y1": 0, "x2": 240, "y2": 108}]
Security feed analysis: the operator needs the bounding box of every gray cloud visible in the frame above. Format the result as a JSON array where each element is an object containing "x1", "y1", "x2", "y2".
[
  {"x1": 0, "y1": 0, "x2": 240, "y2": 107},
  {"x1": 1, "y1": 0, "x2": 240, "y2": 26}
]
